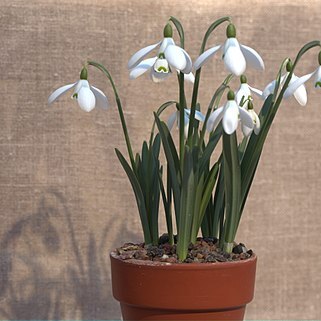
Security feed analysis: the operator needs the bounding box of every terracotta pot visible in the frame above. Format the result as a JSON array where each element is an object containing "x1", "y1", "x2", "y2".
[{"x1": 110, "y1": 251, "x2": 257, "y2": 321}]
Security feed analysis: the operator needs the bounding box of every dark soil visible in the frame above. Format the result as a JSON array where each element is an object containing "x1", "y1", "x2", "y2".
[{"x1": 113, "y1": 235, "x2": 253, "y2": 264}]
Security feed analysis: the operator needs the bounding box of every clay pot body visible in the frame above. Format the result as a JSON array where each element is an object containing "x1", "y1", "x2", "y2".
[{"x1": 110, "y1": 252, "x2": 257, "y2": 321}]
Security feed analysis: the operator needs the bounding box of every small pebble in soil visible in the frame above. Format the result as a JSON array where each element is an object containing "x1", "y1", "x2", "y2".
[{"x1": 114, "y1": 237, "x2": 253, "y2": 264}]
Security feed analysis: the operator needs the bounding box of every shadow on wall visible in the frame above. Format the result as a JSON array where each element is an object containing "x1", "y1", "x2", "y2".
[{"x1": 0, "y1": 189, "x2": 135, "y2": 320}]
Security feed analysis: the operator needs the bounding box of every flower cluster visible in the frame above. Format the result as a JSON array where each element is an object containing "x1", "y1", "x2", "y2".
[{"x1": 48, "y1": 17, "x2": 321, "y2": 259}]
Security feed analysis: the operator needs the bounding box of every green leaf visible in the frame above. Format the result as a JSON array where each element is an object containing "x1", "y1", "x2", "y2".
[
  {"x1": 198, "y1": 162, "x2": 219, "y2": 227},
  {"x1": 115, "y1": 148, "x2": 152, "y2": 244},
  {"x1": 154, "y1": 113, "x2": 181, "y2": 222},
  {"x1": 177, "y1": 147, "x2": 196, "y2": 260},
  {"x1": 223, "y1": 132, "x2": 241, "y2": 246}
]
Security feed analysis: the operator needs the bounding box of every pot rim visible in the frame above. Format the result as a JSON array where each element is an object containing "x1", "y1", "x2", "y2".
[{"x1": 110, "y1": 250, "x2": 257, "y2": 270}]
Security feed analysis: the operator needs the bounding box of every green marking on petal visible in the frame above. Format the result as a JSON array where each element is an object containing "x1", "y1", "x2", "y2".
[
  {"x1": 73, "y1": 93, "x2": 78, "y2": 99},
  {"x1": 315, "y1": 81, "x2": 321, "y2": 88},
  {"x1": 157, "y1": 66, "x2": 169, "y2": 73},
  {"x1": 318, "y1": 51, "x2": 321, "y2": 65}
]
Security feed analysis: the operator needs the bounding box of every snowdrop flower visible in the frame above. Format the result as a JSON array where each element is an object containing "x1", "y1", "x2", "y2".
[
  {"x1": 48, "y1": 67, "x2": 108, "y2": 112},
  {"x1": 128, "y1": 23, "x2": 193, "y2": 83},
  {"x1": 241, "y1": 100, "x2": 261, "y2": 137},
  {"x1": 236, "y1": 75, "x2": 263, "y2": 108},
  {"x1": 167, "y1": 108, "x2": 205, "y2": 137},
  {"x1": 284, "y1": 53, "x2": 321, "y2": 99},
  {"x1": 194, "y1": 24, "x2": 264, "y2": 76},
  {"x1": 263, "y1": 61, "x2": 308, "y2": 106},
  {"x1": 207, "y1": 91, "x2": 254, "y2": 135}
]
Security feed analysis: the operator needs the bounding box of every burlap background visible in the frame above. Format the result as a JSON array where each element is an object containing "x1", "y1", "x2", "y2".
[{"x1": 0, "y1": 0, "x2": 321, "y2": 319}]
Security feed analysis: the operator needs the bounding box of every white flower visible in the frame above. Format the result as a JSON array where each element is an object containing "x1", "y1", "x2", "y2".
[
  {"x1": 194, "y1": 24, "x2": 264, "y2": 76},
  {"x1": 207, "y1": 91, "x2": 254, "y2": 135},
  {"x1": 48, "y1": 68, "x2": 108, "y2": 112},
  {"x1": 167, "y1": 108, "x2": 205, "y2": 137},
  {"x1": 263, "y1": 72, "x2": 308, "y2": 106},
  {"x1": 236, "y1": 75, "x2": 263, "y2": 108},
  {"x1": 241, "y1": 101, "x2": 261, "y2": 137},
  {"x1": 128, "y1": 24, "x2": 193, "y2": 83},
  {"x1": 284, "y1": 65, "x2": 321, "y2": 100}
]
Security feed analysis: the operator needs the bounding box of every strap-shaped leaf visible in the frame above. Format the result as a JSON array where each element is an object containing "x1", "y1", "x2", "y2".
[
  {"x1": 198, "y1": 162, "x2": 219, "y2": 227},
  {"x1": 154, "y1": 113, "x2": 181, "y2": 221},
  {"x1": 223, "y1": 132, "x2": 241, "y2": 246},
  {"x1": 115, "y1": 148, "x2": 152, "y2": 244},
  {"x1": 177, "y1": 147, "x2": 196, "y2": 260}
]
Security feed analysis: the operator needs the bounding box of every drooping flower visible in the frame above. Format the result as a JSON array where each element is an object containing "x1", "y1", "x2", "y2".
[
  {"x1": 284, "y1": 53, "x2": 321, "y2": 100},
  {"x1": 194, "y1": 24, "x2": 264, "y2": 76},
  {"x1": 48, "y1": 67, "x2": 108, "y2": 112},
  {"x1": 167, "y1": 108, "x2": 205, "y2": 137},
  {"x1": 236, "y1": 75, "x2": 263, "y2": 108},
  {"x1": 207, "y1": 90, "x2": 254, "y2": 135},
  {"x1": 241, "y1": 100, "x2": 261, "y2": 137},
  {"x1": 263, "y1": 61, "x2": 308, "y2": 106},
  {"x1": 128, "y1": 23, "x2": 194, "y2": 83}
]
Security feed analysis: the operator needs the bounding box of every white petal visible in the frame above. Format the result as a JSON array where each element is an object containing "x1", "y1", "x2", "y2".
[
  {"x1": 222, "y1": 101, "x2": 239, "y2": 134},
  {"x1": 194, "y1": 110, "x2": 205, "y2": 122},
  {"x1": 284, "y1": 72, "x2": 314, "y2": 98},
  {"x1": 263, "y1": 79, "x2": 276, "y2": 98},
  {"x1": 314, "y1": 66, "x2": 321, "y2": 87},
  {"x1": 91, "y1": 86, "x2": 109, "y2": 109},
  {"x1": 183, "y1": 72, "x2": 195, "y2": 83},
  {"x1": 184, "y1": 109, "x2": 205, "y2": 122},
  {"x1": 194, "y1": 45, "x2": 221, "y2": 70},
  {"x1": 253, "y1": 112, "x2": 261, "y2": 135},
  {"x1": 240, "y1": 45, "x2": 265, "y2": 70},
  {"x1": 180, "y1": 48, "x2": 193, "y2": 74},
  {"x1": 73, "y1": 79, "x2": 90, "y2": 95},
  {"x1": 242, "y1": 124, "x2": 253, "y2": 137},
  {"x1": 206, "y1": 106, "x2": 224, "y2": 132},
  {"x1": 129, "y1": 57, "x2": 157, "y2": 79},
  {"x1": 77, "y1": 87, "x2": 96, "y2": 112},
  {"x1": 223, "y1": 39, "x2": 246, "y2": 76},
  {"x1": 236, "y1": 83, "x2": 251, "y2": 106},
  {"x1": 248, "y1": 85, "x2": 263, "y2": 98},
  {"x1": 165, "y1": 45, "x2": 187, "y2": 71},
  {"x1": 159, "y1": 38, "x2": 175, "y2": 53},
  {"x1": 167, "y1": 111, "x2": 178, "y2": 130},
  {"x1": 239, "y1": 107, "x2": 254, "y2": 129},
  {"x1": 184, "y1": 123, "x2": 189, "y2": 138},
  {"x1": 293, "y1": 83, "x2": 308, "y2": 106},
  {"x1": 48, "y1": 82, "x2": 77, "y2": 104},
  {"x1": 128, "y1": 42, "x2": 160, "y2": 69}
]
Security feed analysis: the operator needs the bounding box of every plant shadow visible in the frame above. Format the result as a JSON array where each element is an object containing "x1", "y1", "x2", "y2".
[{"x1": 0, "y1": 189, "x2": 137, "y2": 320}]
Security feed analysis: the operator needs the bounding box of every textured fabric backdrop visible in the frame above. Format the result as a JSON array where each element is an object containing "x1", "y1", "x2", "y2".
[{"x1": 0, "y1": 0, "x2": 321, "y2": 319}]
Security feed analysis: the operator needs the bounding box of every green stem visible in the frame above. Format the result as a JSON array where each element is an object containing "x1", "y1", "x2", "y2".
[
  {"x1": 179, "y1": 72, "x2": 185, "y2": 171},
  {"x1": 87, "y1": 60, "x2": 136, "y2": 171}
]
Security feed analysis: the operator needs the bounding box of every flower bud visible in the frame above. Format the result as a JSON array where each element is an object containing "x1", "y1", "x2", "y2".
[
  {"x1": 240, "y1": 75, "x2": 247, "y2": 84},
  {"x1": 227, "y1": 90, "x2": 235, "y2": 100},
  {"x1": 286, "y1": 60, "x2": 293, "y2": 72},
  {"x1": 163, "y1": 23, "x2": 173, "y2": 38},
  {"x1": 226, "y1": 23, "x2": 236, "y2": 38},
  {"x1": 80, "y1": 67, "x2": 88, "y2": 80}
]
